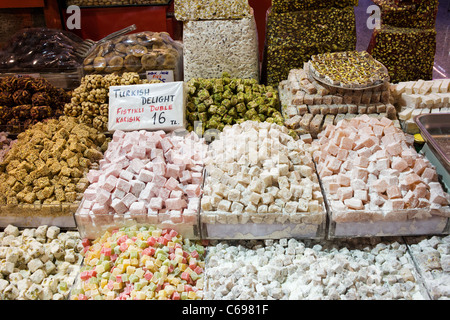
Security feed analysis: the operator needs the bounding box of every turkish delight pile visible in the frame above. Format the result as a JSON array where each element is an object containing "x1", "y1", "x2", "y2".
[
  {"x1": 201, "y1": 120, "x2": 325, "y2": 225},
  {"x1": 205, "y1": 237, "x2": 428, "y2": 300},
  {"x1": 312, "y1": 115, "x2": 449, "y2": 222},
  {"x1": 80, "y1": 130, "x2": 207, "y2": 227}
]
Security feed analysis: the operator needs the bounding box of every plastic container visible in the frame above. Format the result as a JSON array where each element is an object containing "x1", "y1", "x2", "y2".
[
  {"x1": 324, "y1": 189, "x2": 450, "y2": 238},
  {"x1": 74, "y1": 199, "x2": 200, "y2": 240},
  {"x1": 82, "y1": 31, "x2": 183, "y2": 81},
  {"x1": 0, "y1": 203, "x2": 79, "y2": 229}
]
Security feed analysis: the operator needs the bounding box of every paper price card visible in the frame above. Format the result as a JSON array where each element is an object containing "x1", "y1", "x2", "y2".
[
  {"x1": 146, "y1": 70, "x2": 174, "y2": 83},
  {"x1": 108, "y1": 81, "x2": 185, "y2": 132}
]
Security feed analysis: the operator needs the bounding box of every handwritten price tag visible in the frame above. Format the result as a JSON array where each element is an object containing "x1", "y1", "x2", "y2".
[
  {"x1": 108, "y1": 82, "x2": 185, "y2": 132},
  {"x1": 146, "y1": 70, "x2": 174, "y2": 83}
]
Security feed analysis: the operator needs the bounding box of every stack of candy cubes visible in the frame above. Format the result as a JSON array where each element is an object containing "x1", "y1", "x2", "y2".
[{"x1": 71, "y1": 225, "x2": 205, "y2": 300}]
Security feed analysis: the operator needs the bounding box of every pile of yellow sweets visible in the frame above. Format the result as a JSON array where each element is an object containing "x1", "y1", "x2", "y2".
[{"x1": 70, "y1": 225, "x2": 205, "y2": 300}]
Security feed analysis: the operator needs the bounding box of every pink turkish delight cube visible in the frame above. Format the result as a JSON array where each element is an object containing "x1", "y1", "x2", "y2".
[
  {"x1": 130, "y1": 180, "x2": 145, "y2": 197},
  {"x1": 111, "y1": 198, "x2": 128, "y2": 214},
  {"x1": 119, "y1": 170, "x2": 134, "y2": 182},
  {"x1": 87, "y1": 170, "x2": 101, "y2": 183},
  {"x1": 166, "y1": 163, "x2": 181, "y2": 179},
  {"x1": 92, "y1": 203, "x2": 109, "y2": 215},
  {"x1": 160, "y1": 138, "x2": 174, "y2": 153},
  {"x1": 152, "y1": 175, "x2": 167, "y2": 188},
  {"x1": 185, "y1": 184, "x2": 202, "y2": 198},
  {"x1": 170, "y1": 211, "x2": 183, "y2": 223},
  {"x1": 165, "y1": 198, "x2": 187, "y2": 210},
  {"x1": 129, "y1": 158, "x2": 145, "y2": 174},
  {"x1": 84, "y1": 187, "x2": 97, "y2": 201}
]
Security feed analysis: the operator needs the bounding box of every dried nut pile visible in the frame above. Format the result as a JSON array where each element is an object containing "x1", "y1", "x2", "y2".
[
  {"x1": 0, "y1": 76, "x2": 70, "y2": 131},
  {"x1": 174, "y1": 0, "x2": 251, "y2": 21},
  {"x1": 82, "y1": 32, "x2": 182, "y2": 79},
  {"x1": 312, "y1": 115, "x2": 449, "y2": 222},
  {"x1": 205, "y1": 238, "x2": 427, "y2": 300},
  {"x1": 271, "y1": 0, "x2": 358, "y2": 13},
  {"x1": 0, "y1": 116, "x2": 107, "y2": 205},
  {"x1": 71, "y1": 225, "x2": 205, "y2": 300},
  {"x1": 407, "y1": 235, "x2": 450, "y2": 300},
  {"x1": 368, "y1": 25, "x2": 436, "y2": 83},
  {"x1": 64, "y1": 73, "x2": 159, "y2": 132},
  {"x1": 309, "y1": 51, "x2": 389, "y2": 88},
  {"x1": 0, "y1": 132, "x2": 16, "y2": 163},
  {"x1": 185, "y1": 75, "x2": 283, "y2": 135},
  {"x1": 0, "y1": 224, "x2": 83, "y2": 300},
  {"x1": 374, "y1": 0, "x2": 438, "y2": 29},
  {"x1": 201, "y1": 121, "x2": 324, "y2": 225},
  {"x1": 392, "y1": 79, "x2": 450, "y2": 134}
]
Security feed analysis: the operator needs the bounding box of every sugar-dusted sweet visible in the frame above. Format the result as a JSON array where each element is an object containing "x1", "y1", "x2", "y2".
[
  {"x1": 312, "y1": 115, "x2": 449, "y2": 223},
  {"x1": 71, "y1": 225, "x2": 204, "y2": 300}
]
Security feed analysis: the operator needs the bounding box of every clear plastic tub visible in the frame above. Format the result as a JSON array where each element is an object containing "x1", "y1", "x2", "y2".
[
  {"x1": 74, "y1": 199, "x2": 200, "y2": 240},
  {"x1": 325, "y1": 193, "x2": 450, "y2": 238},
  {"x1": 0, "y1": 203, "x2": 79, "y2": 229}
]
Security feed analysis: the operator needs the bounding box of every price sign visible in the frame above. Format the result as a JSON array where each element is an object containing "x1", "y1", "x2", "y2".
[{"x1": 108, "y1": 81, "x2": 185, "y2": 132}]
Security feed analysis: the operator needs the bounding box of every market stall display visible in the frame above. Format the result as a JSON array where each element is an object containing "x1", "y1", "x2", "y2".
[
  {"x1": 0, "y1": 224, "x2": 83, "y2": 300},
  {"x1": 182, "y1": 12, "x2": 259, "y2": 81},
  {"x1": 70, "y1": 225, "x2": 205, "y2": 300},
  {"x1": 200, "y1": 120, "x2": 326, "y2": 239},
  {"x1": 312, "y1": 115, "x2": 450, "y2": 237},
  {"x1": 185, "y1": 75, "x2": 284, "y2": 135},
  {"x1": 75, "y1": 129, "x2": 207, "y2": 240},
  {"x1": 372, "y1": 0, "x2": 438, "y2": 29},
  {"x1": 205, "y1": 237, "x2": 428, "y2": 300},
  {"x1": 0, "y1": 117, "x2": 108, "y2": 228},
  {"x1": 263, "y1": 5, "x2": 357, "y2": 87},
  {"x1": 174, "y1": 0, "x2": 252, "y2": 21},
  {"x1": 82, "y1": 32, "x2": 183, "y2": 81},
  {"x1": 391, "y1": 79, "x2": 450, "y2": 134},
  {"x1": 0, "y1": 76, "x2": 71, "y2": 133}
]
